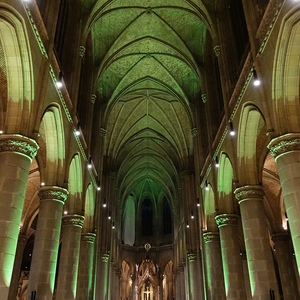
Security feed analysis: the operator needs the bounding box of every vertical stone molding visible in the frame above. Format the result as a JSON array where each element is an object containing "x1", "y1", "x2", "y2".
[
  {"x1": 272, "y1": 233, "x2": 299, "y2": 299},
  {"x1": 268, "y1": 133, "x2": 300, "y2": 276},
  {"x1": 55, "y1": 214, "x2": 85, "y2": 300},
  {"x1": 77, "y1": 233, "x2": 96, "y2": 300},
  {"x1": 215, "y1": 214, "x2": 246, "y2": 299},
  {"x1": 235, "y1": 185, "x2": 279, "y2": 298},
  {"x1": 202, "y1": 232, "x2": 226, "y2": 299},
  {"x1": 0, "y1": 134, "x2": 38, "y2": 298},
  {"x1": 27, "y1": 186, "x2": 68, "y2": 299}
]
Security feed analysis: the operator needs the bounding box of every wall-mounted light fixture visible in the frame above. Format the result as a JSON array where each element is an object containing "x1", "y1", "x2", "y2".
[
  {"x1": 56, "y1": 71, "x2": 63, "y2": 88},
  {"x1": 253, "y1": 69, "x2": 261, "y2": 86},
  {"x1": 229, "y1": 122, "x2": 235, "y2": 136}
]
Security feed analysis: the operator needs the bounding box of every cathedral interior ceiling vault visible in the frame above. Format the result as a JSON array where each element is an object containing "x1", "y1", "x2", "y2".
[{"x1": 84, "y1": 0, "x2": 212, "y2": 204}]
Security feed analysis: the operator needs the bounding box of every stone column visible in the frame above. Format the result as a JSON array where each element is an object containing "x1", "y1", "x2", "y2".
[
  {"x1": 0, "y1": 134, "x2": 38, "y2": 298},
  {"x1": 272, "y1": 233, "x2": 299, "y2": 299},
  {"x1": 203, "y1": 232, "x2": 225, "y2": 300},
  {"x1": 269, "y1": 133, "x2": 300, "y2": 275},
  {"x1": 97, "y1": 253, "x2": 110, "y2": 300},
  {"x1": 27, "y1": 186, "x2": 68, "y2": 299},
  {"x1": 215, "y1": 214, "x2": 246, "y2": 299},
  {"x1": 76, "y1": 233, "x2": 96, "y2": 300},
  {"x1": 235, "y1": 185, "x2": 279, "y2": 299},
  {"x1": 55, "y1": 214, "x2": 84, "y2": 300},
  {"x1": 187, "y1": 252, "x2": 204, "y2": 300},
  {"x1": 8, "y1": 234, "x2": 28, "y2": 300}
]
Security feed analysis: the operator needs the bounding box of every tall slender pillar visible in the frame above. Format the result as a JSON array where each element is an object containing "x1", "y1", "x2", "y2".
[
  {"x1": 188, "y1": 252, "x2": 204, "y2": 300},
  {"x1": 0, "y1": 134, "x2": 38, "y2": 298},
  {"x1": 27, "y1": 186, "x2": 68, "y2": 299},
  {"x1": 77, "y1": 233, "x2": 96, "y2": 300},
  {"x1": 235, "y1": 185, "x2": 279, "y2": 299},
  {"x1": 215, "y1": 214, "x2": 246, "y2": 299},
  {"x1": 8, "y1": 234, "x2": 27, "y2": 300},
  {"x1": 203, "y1": 232, "x2": 225, "y2": 300},
  {"x1": 269, "y1": 133, "x2": 300, "y2": 275},
  {"x1": 55, "y1": 214, "x2": 84, "y2": 300},
  {"x1": 272, "y1": 233, "x2": 300, "y2": 299},
  {"x1": 97, "y1": 253, "x2": 110, "y2": 300}
]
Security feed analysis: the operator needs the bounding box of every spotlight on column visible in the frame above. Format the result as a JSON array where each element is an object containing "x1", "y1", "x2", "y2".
[
  {"x1": 56, "y1": 71, "x2": 63, "y2": 88},
  {"x1": 87, "y1": 156, "x2": 92, "y2": 169},
  {"x1": 253, "y1": 69, "x2": 261, "y2": 86},
  {"x1": 215, "y1": 156, "x2": 219, "y2": 168},
  {"x1": 229, "y1": 122, "x2": 235, "y2": 136},
  {"x1": 112, "y1": 221, "x2": 115, "y2": 229},
  {"x1": 103, "y1": 198, "x2": 107, "y2": 208},
  {"x1": 186, "y1": 221, "x2": 189, "y2": 228},
  {"x1": 205, "y1": 180, "x2": 209, "y2": 191},
  {"x1": 108, "y1": 211, "x2": 111, "y2": 220},
  {"x1": 191, "y1": 210, "x2": 194, "y2": 219},
  {"x1": 197, "y1": 198, "x2": 200, "y2": 207}
]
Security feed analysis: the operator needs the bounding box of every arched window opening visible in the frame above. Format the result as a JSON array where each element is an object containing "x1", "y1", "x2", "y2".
[
  {"x1": 142, "y1": 198, "x2": 153, "y2": 236},
  {"x1": 163, "y1": 198, "x2": 172, "y2": 235}
]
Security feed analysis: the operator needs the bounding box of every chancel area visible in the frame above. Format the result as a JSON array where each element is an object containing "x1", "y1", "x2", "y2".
[{"x1": 1, "y1": 0, "x2": 300, "y2": 299}]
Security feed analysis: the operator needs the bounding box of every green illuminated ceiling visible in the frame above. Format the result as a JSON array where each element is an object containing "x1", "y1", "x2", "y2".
[{"x1": 88, "y1": 0, "x2": 211, "y2": 203}]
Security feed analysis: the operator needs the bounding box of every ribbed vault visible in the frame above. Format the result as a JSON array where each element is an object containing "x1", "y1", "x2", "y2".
[{"x1": 87, "y1": 0, "x2": 211, "y2": 209}]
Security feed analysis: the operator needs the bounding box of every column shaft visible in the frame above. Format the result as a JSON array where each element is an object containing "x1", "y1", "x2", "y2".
[
  {"x1": 55, "y1": 214, "x2": 84, "y2": 300},
  {"x1": 269, "y1": 134, "x2": 300, "y2": 275},
  {"x1": 188, "y1": 253, "x2": 204, "y2": 300},
  {"x1": 0, "y1": 135, "x2": 38, "y2": 298},
  {"x1": 27, "y1": 186, "x2": 68, "y2": 299},
  {"x1": 272, "y1": 233, "x2": 300, "y2": 299},
  {"x1": 96, "y1": 254, "x2": 110, "y2": 300},
  {"x1": 235, "y1": 185, "x2": 279, "y2": 299},
  {"x1": 8, "y1": 234, "x2": 27, "y2": 300},
  {"x1": 77, "y1": 233, "x2": 96, "y2": 300},
  {"x1": 203, "y1": 232, "x2": 225, "y2": 300},
  {"x1": 215, "y1": 214, "x2": 246, "y2": 299}
]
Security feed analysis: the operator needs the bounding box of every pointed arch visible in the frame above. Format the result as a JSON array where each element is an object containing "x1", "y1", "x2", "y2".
[
  {"x1": 83, "y1": 183, "x2": 95, "y2": 233},
  {"x1": 217, "y1": 153, "x2": 234, "y2": 213},
  {"x1": 122, "y1": 194, "x2": 136, "y2": 245},
  {"x1": 237, "y1": 104, "x2": 266, "y2": 185},
  {"x1": 0, "y1": 5, "x2": 34, "y2": 133},
  {"x1": 65, "y1": 153, "x2": 83, "y2": 214},
  {"x1": 39, "y1": 105, "x2": 65, "y2": 185},
  {"x1": 272, "y1": 8, "x2": 300, "y2": 133}
]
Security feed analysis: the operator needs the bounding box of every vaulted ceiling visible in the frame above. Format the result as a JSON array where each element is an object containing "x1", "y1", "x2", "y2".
[{"x1": 86, "y1": 0, "x2": 213, "y2": 204}]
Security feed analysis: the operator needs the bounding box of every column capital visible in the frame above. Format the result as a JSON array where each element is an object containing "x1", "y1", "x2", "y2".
[
  {"x1": 38, "y1": 186, "x2": 69, "y2": 203},
  {"x1": 268, "y1": 133, "x2": 300, "y2": 159},
  {"x1": 215, "y1": 214, "x2": 239, "y2": 227},
  {"x1": 81, "y1": 232, "x2": 96, "y2": 243},
  {"x1": 203, "y1": 232, "x2": 219, "y2": 243},
  {"x1": 0, "y1": 134, "x2": 39, "y2": 161},
  {"x1": 187, "y1": 252, "x2": 197, "y2": 262},
  {"x1": 100, "y1": 127, "x2": 107, "y2": 137},
  {"x1": 272, "y1": 233, "x2": 290, "y2": 243},
  {"x1": 79, "y1": 45, "x2": 86, "y2": 58},
  {"x1": 62, "y1": 214, "x2": 85, "y2": 228},
  {"x1": 213, "y1": 45, "x2": 221, "y2": 56},
  {"x1": 101, "y1": 253, "x2": 110, "y2": 263},
  {"x1": 234, "y1": 185, "x2": 264, "y2": 204}
]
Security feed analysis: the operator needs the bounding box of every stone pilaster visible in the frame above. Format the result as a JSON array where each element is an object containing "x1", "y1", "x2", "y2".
[
  {"x1": 272, "y1": 233, "x2": 299, "y2": 299},
  {"x1": 203, "y1": 232, "x2": 225, "y2": 299},
  {"x1": 0, "y1": 134, "x2": 38, "y2": 298},
  {"x1": 215, "y1": 214, "x2": 246, "y2": 299},
  {"x1": 268, "y1": 133, "x2": 300, "y2": 275},
  {"x1": 55, "y1": 214, "x2": 84, "y2": 300},
  {"x1": 27, "y1": 186, "x2": 68, "y2": 299},
  {"x1": 235, "y1": 185, "x2": 279, "y2": 299},
  {"x1": 77, "y1": 233, "x2": 96, "y2": 300}
]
